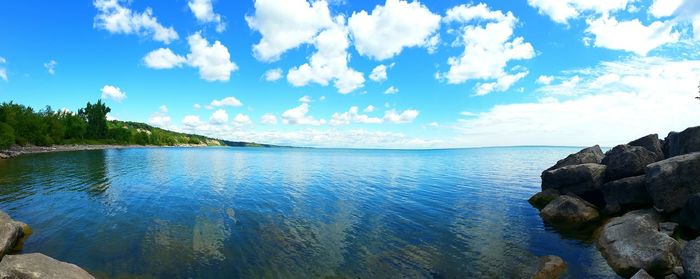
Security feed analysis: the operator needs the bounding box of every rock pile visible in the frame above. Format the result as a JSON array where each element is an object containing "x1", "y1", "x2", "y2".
[{"x1": 529, "y1": 126, "x2": 700, "y2": 278}]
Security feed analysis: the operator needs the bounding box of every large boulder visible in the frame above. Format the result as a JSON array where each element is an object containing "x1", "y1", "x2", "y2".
[
  {"x1": 602, "y1": 145, "x2": 659, "y2": 181},
  {"x1": 540, "y1": 195, "x2": 599, "y2": 227},
  {"x1": 597, "y1": 209, "x2": 681, "y2": 277},
  {"x1": 665, "y1": 126, "x2": 700, "y2": 158},
  {"x1": 601, "y1": 175, "x2": 652, "y2": 214},
  {"x1": 528, "y1": 189, "x2": 560, "y2": 210},
  {"x1": 545, "y1": 145, "x2": 605, "y2": 171},
  {"x1": 532, "y1": 255, "x2": 567, "y2": 279},
  {"x1": 541, "y1": 164, "x2": 607, "y2": 197},
  {"x1": 630, "y1": 134, "x2": 665, "y2": 161},
  {"x1": 682, "y1": 238, "x2": 700, "y2": 279},
  {"x1": 646, "y1": 152, "x2": 700, "y2": 212},
  {"x1": 680, "y1": 194, "x2": 700, "y2": 231},
  {"x1": 631, "y1": 269, "x2": 654, "y2": 279},
  {"x1": 0, "y1": 253, "x2": 94, "y2": 279},
  {"x1": 0, "y1": 211, "x2": 29, "y2": 259}
]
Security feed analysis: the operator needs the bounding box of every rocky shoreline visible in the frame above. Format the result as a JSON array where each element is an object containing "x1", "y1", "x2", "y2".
[
  {"x1": 0, "y1": 144, "x2": 211, "y2": 159},
  {"x1": 0, "y1": 211, "x2": 94, "y2": 278},
  {"x1": 529, "y1": 125, "x2": 700, "y2": 278}
]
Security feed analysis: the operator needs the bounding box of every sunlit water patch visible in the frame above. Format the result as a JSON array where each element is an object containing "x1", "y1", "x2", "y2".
[{"x1": 0, "y1": 147, "x2": 618, "y2": 278}]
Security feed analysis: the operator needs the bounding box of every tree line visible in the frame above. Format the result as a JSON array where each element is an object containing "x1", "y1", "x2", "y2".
[{"x1": 0, "y1": 100, "x2": 213, "y2": 149}]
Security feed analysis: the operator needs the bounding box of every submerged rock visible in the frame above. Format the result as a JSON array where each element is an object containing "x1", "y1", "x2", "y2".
[
  {"x1": 682, "y1": 238, "x2": 700, "y2": 279},
  {"x1": 646, "y1": 152, "x2": 700, "y2": 212},
  {"x1": 541, "y1": 163, "x2": 607, "y2": 198},
  {"x1": 540, "y1": 195, "x2": 599, "y2": 227},
  {"x1": 631, "y1": 269, "x2": 654, "y2": 279},
  {"x1": 0, "y1": 253, "x2": 95, "y2": 279},
  {"x1": 0, "y1": 211, "x2": 29, "y2": 259},
  {"x1": 597, "y1": 209, "x2": 680, "y2": 277},
  {"x1": 528, "y1": 189, "x2": 560, "y2": 210},
  {"x1": 532, "y1": 255, "x2": 567, "y2": 279},
  {"x1": 629, "y1": 134, "x2": 665, "y2": 161},
  {"x1": 602, "y1": 144, "x2": 659, "y2": 181},
  {"x1": 601, "y1": 175, "x2": 652, "y2": 215},
  {"x1": 545, "y1": 145, "x2": 605, "y2": 171},
  {"x1": 665, "y1": 126, "x2": 700, "y2": 158}
]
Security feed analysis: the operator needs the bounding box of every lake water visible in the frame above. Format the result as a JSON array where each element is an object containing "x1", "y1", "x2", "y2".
[{"x1": 0, "y1": 147, "x2": 618, "y2": 278}]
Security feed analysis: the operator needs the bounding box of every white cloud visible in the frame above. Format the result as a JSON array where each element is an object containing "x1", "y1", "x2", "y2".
[
  {"x1": 209, "y1": 109, "x2": 229, "y2": 124},
  {"x1": 143, "y1": 48, "x2": 186, "y2": 69},
  {"x1": 649, "y1": 0, "x2": 683, "y2": 18},
  {"x1": 369, "y1": 64, "x2": 390, "y2": 82},
  {"x1": 460, "y1": 111, "x2": 477, "y2": 117},
  {"x1": 100, "y1": 85, "x2": 127, "y2": 102},
  {"x1": 475, "y1": 71, "x2": 529, "y2": 96},
  {"x1": 383, "y1": 109, "x2": 419, "y2": 124},
  {"x1": 440, "y1": 4, "x2": 534, "y2": 95},
  {"x1": 281, "y1": 103, "x2": 326, "y2": 125},
  {"x1": 44, "y1": 60, "x2": 57, "y2": 75},
  {"x1": 287, "y1": 17, "x2": 365, "y2": 94},
  {"x1": 526, "y1": 0, "x2": 633, "y2": 24},
  {"x1": 261, "y1": 113, "x2": 278, "y2": 125},
  {"x1": 159, "y1": 105, "x2": 168, "y2": 113},
  {"x1": 186, "y1": 33, "x2": 238, "y2": 82},
  {"x1": 330, "y1": 106, "x2": 383, "y2": 126},
  {"x1": 364, "y1": 105, "x2": 375, "y2": 113},
  {"x1": 298, "y1": 95, "x2": 312, "y2": 103},
  {"x1": 246, "y1": 0, "x2": 333, "y2": 62},
  {"x1": 384, "y1": 86, "x2": 399, "y2": 95},
  {"x1": 0, "y1": 57, "x2": 6, "y2": 82},
  {"x1": 233, "y1": 113, "x2": 252, "y2": 126},
  {"x1": 454, "y1": 57, "x2": 700, "y2": 147},
  {"x1": 429, "y1": 122, "x2": 439, "y2": 127},
  {"x1": 264, "y1": 68, "x2": 283, "y2": 81},
  {"x1": 210, "y1": 96, "x2": 243, "y2": 107},
  {"x1": 149, "y1": 106, "x2": 172, "y2": 128},
  {"x1": 585, "y1": 16, "x2": 679, "y2": 56},
  {"x1": 194, "y1": 103, "x2": 202, "y2": 110},
  {"x1": 536, "y1": 75, "x2": 554, "y2": 85},
  {"x1": 182, "y1": 115, "x2": 203, "y2": 127},
  {"x1": 188, "y1": 0, "x2": 226, "y2": 32},
  {"x1": 93, "y1": 0, "x2": 178, "y2": 44},
  {"x1": 348, "y1": 0, "x2": 441, "y2": 60}
]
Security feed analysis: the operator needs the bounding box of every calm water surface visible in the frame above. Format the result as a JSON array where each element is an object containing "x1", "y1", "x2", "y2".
[{"x1": 0, "y1": 147, "x2": 618, "y2": 278}]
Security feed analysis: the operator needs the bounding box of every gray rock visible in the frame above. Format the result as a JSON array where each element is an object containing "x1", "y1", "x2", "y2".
[
  {"x1": 601, "y1": 175, "x2": 652, "y2": 215},
  {"x1": 665, "y1": 126, "x2": 700, "y2": 158},
  {"x1": 682, "y1": 238, "x2": 700, "y2": 279},
  {"x1": 545, "y1": 145, "x2": 605, "y2": 171},
  {"x1": 664, "y1": 274, "x2": 679, "y2": 279},
  {"x1": 0, "y1": 211, "x2": 28, "y2": 259},
  {"x1": 540, "y1": 195, "x2": 599, "y2": 227},
  {"x1": 602, "y1": 144, "x2": 659, "y2": 181},
  {"x1": 680, "y1": 194, "x2": 700, "y2": 231},
  {"x1": 630, "y1": 134, "x2": 665, "y2": 161},
  {"x1": 646, "y1": 152, "x2": 700, "y2": 212},
  {"x1": 660, "y1": 222, "x2": 679, "y2": 236},
  {"x1": 597, "y1": 209, "x2": 680, "y2": 277},
  {"x1": 541, "y1": 163, "x2": 607, "y2": 197},
  {"x1": 532, "y1": 255, "x2": 567, "y2": 279},
  {"x1": 0, "y1": 253, "x2": 94, "y2": 279},
  {"x1": 674, "y1": 266, "x2": 685, "y2": 278},
  {"x1": 529, "y1": 189, "x2": 560, "y2": 210},
  {"x1": 631, "y1": 269, "x2": 654, "y2": 279}
]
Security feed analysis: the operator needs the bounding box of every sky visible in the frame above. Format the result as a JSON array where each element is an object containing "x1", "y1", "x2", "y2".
[{"x1": 0, "y1": 0, "x2": 699, "y2": 148}]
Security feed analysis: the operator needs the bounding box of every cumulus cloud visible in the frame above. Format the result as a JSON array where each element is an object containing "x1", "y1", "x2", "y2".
[
  {"x1": 44, "y1": 60, "x2": 57, "y2": 75},
  {"x1": 454, "y1": 57, "x2": 700, "y2": 147},
  {"x1": 246, "y1": 0, "x2": 333, "y2": 62},
  {"x1": 188, "y1": 0, "x2": 225, "y2": 32},
  {"x1": 585, "y1": 16, "x2": 679, "y2": 56},
  {"x1": 261, "y1": 113, "x2": 278, "y2": 125},
  {"x1": 182, "y1": 115, "x2": 203, "y2": 127},
  {"x1": 100, "y1": 85, "x2": 127, "y2": 102},
  {"x1": 369, "y1": 64, "x2": 394, "y2": 82},
  {"x1": 264, "y1": 68, "x2": 283, "y2": 81},
  {"x1": 384, "y1": 86, "x2": 399, "y2": 95},
  {"x1": 210, "y1": 96, "x2": 243, "y2": 107},
  {"x1": 93, "y1": 0, "x2": 178, "y2": 44},
  {"x1": 209, "y1": 109, "x2": 229, "y2": 124},
  {"x1": 439, "y1": 4, "x2": 534, "y2": 95},
  {"x1": 298, "y1": 95, "x2": 312, "y2": 103},
  {"x1": 536, "y1": 75, "x2": 554, "y2": 85},
  {"x1": 383, "y1": 109, "x2": 419, "y2": 124},
  {"x1": 148, "y1": 105, "x2": 172, "y2": 128},
  {"x1": 0, "y1": 57, "x2": 7, "y2": 82},
  {"x1": 364, "y1": 105, "x2": 375, "y2": 113},
  {"x1": 527, "y1": 0, "x2": 633, "y2": 24},
  {"x1": 287, "y1": 17, "x2": 365, "y2": 94},
  {"x1": 330, "y1": 106, "x2": 383, "y2": 126},
  {"x1": 144, "y1": 33, "x2": 238, "y2": 81},
  {"x1": 233, "y1": 113, "x2": 252, "y2": 126},
  {"x1": 281, "y1": 103, "x2": 326, "y2": 125},
  {"x1": 348, "y1": 0, "x2": 441, "y2": 60}
]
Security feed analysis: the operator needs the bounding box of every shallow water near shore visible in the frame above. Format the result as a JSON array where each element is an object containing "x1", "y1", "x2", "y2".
[{"x1": 0, "y1": 147, "x2": 618, "y2": 278}]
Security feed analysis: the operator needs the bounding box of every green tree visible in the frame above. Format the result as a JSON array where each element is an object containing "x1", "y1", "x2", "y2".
[
  {"x1": 0, "y1": 122, "x2": 15, "y2": 149},
  {"x1": 59, "y1": 111, "x2": 87, "y2": 140},
  {"x1": 78, "y1": 100, "x2": 111, "y2": 139}
]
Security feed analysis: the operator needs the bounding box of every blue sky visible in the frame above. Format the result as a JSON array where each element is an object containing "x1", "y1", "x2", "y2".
[{"x1": 0, "y1": 0, "x2": 699, "y2": 148}]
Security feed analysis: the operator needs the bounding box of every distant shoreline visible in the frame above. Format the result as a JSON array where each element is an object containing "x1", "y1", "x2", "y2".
[{"x1": 0, "y1": 144, "x2": 214, "y2": 159}]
